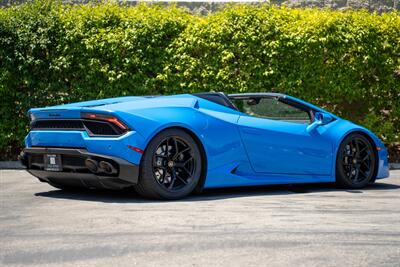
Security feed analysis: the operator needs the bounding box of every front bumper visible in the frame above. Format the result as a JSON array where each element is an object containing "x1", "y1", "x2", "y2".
[{"x1": 21, "y1": 147, "x2": 139, "y2": 190}]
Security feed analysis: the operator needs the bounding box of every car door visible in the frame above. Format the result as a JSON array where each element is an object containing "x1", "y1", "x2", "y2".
[{"x1": 232, "y1": 96, "x2": 333, "y2": 176}]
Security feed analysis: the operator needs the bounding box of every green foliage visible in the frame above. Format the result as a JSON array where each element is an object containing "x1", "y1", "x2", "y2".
[{"x1": 0, "y1": 0, "x2": 399, "y2": 160}]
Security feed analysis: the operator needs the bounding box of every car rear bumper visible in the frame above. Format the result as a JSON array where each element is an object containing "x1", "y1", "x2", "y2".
[{"x1": 20, "y1": 147, "x2": 139, "y2": 190}]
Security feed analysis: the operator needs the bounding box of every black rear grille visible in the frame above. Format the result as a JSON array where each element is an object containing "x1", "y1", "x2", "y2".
[
  {"x1": 83, "y1": 120, "x2": 124, "y2": 135},
  {"x1": 32, "y1": 120, "x2": 84, "y2": 130},
  {"x1": 31, "y1": 119, "x2": 124, "y2": 136}
]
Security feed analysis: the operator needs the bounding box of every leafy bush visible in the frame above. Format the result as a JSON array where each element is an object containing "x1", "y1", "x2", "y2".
[{"x1": 0, "y1": 0, "x2": 399, "y2": 161}]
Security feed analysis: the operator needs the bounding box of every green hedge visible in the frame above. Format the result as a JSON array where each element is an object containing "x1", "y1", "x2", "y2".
[{"x1": 1, "y1": 0, "x2": 399, "y2": 161}]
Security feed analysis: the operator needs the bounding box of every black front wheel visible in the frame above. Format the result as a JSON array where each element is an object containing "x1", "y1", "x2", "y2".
[
  {"x1": 336, "y1": 133, "x2": 376, "y2": 188},
  {"x1": 134, "y1": 128, "x2": 202, "y2": 200}
]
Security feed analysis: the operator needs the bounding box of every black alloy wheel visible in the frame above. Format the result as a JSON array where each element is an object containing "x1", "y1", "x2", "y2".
[
  {"x1": 153, "y1": 136, "x2": 196, "y2": 191},
  {"x1": 336, "y1": 133, "x2": 376, "y2": 188},
  {"x1": 134, "y1": 128, "x2": 202, "y2": 199}
]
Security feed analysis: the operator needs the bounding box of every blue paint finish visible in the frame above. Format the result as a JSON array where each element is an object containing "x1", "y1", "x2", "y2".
[
  {"x1": 27, "y1": 131, "x2": 87, "y2": 148},
  {"x1": 25, "y1": 93, "x2": 390, "y2": 188},
  {"x1": 237, "y1": 115, "x2": 333, "y2": 175}
]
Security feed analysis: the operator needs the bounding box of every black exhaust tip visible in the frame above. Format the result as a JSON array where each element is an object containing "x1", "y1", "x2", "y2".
[
  {"x1": 99, "y1": 161, "x2": 116, "y2": 174},
  {"x1": 85, "y1": 159, "x2": 98, "y2": 173}
]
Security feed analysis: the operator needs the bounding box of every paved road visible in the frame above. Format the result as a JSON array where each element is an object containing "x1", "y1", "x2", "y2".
[{"x1": 1, "y1": 170, "x2": 400, "y2": 267}]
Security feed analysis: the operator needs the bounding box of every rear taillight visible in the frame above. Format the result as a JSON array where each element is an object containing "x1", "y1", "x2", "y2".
[{"x1": 81, "y1": 112, "x2": 129, "y2": 132}]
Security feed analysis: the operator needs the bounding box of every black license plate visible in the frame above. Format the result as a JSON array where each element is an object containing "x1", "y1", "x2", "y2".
[{"x1": 44, "y1": 154, "x2": 62, "y2": 172}]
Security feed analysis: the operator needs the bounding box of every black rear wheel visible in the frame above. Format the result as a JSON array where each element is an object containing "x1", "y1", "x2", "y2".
[
  {"x1": 134, "y1": 128, "x2": 202, "y2": 199},
  {"x1": 336, "y1": 133, "x2": 376, "y2": 188}
]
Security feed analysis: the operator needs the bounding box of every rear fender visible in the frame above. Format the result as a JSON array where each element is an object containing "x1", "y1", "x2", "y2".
[{"x1": 126, "y1": 106, "x2": 248, "y2": 188}]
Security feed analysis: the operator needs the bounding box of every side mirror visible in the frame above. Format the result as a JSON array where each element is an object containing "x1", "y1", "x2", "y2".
[{"x1": 306, "y1": 112, "x2": 333, "y2": 133}]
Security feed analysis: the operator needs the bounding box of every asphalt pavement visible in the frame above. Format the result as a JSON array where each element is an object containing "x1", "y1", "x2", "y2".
[{"x1": 1, "y1": 170, "x2": 399, "y2": 267}]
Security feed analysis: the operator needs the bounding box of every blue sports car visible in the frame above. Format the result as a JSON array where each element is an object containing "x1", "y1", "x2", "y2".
[{"x1": 21, "y1": 92, "x2": 390, "y2": 199}]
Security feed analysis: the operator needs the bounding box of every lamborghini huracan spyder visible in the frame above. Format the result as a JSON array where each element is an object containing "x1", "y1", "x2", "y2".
[{"x1": 21, "y1": 92, "x2": 389, "y2": 199}]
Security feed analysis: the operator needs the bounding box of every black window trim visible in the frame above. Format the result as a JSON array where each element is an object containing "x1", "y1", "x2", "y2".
[
  {"x1": 192, "y1": 92, "x2": 239, "y2": 111},
  {"x1": 228, "y1": 93, "x2": 316, "y2": 124}
]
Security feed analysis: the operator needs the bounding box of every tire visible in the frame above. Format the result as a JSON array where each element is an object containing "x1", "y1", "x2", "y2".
[
  {"x1": 134, "y1": 128, "x2": 203, "y2": 200},
  {"x1": 336, "y1": 133, "x2": 377, "y2": 189}
]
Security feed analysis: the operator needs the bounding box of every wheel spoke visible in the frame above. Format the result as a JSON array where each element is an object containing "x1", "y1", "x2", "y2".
[
  {"x1": 183, "y1": 156, "x2": 193, "y2": 165},
  {"x1": 175, "y1": 172, "x2": 188, "y2": 185},
  {"x1": 166, "y1": 138, "x2": 170, "y2": 157},
  {"x1": 173, "y1": 138, "x2": 179, "y2": 158},
  {"x1": 361, "y1": 153, "x2": 370, "y2": 162},
  {"x1": 172, "y1": 147, "x2": 190, "y2": 161},
  {"x1": 180, "y1": 166, "x2": 192, "y2": 176},
  {"x1": 359, "y1": 146, "x2": 368, "y2": 154},
  {"x1": 362, "y1": 160, "x2": 370, "y2": 169},
  {"x1": 168, "y1": 170, "x2": 177, "y2": 189},
  {"x1": 355, "y1": 140, "x2": 360, "y2": 157},
  {"x1": 175, "y1": 156, "x2": 193, "y2": 168},
  {"x1": 168, "y1": 178, "x2": 176, "y2": 189},
  {"x1": 359, "y1": 169, "x2": 368, "y2": 178},
  {"x1": 354, "y1": 167, "x2": 360, "y2": 181}
]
